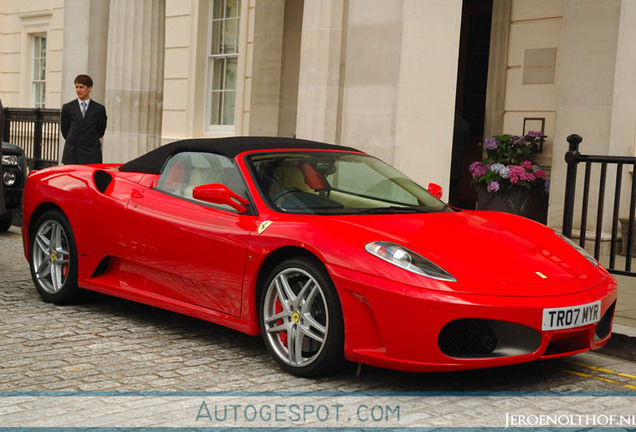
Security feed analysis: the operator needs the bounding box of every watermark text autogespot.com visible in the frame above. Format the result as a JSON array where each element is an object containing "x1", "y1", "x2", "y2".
[
  {"x1": 196, "y1": 401, "x2": 400, "y2": 424},
  {"x1": 506, "y1": 413, "x2": 636, "y2": 428}
]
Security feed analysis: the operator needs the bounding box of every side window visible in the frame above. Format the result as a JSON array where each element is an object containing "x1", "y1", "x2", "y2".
[{"x1": 156, "y1": 152, "x2": 248, "y2": 211}]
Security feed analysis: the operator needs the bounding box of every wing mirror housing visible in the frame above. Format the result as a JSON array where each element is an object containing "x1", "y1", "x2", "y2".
[
  {"x1": 192, "y1": 183, "x2": 250, "y2": 213},
  {"x1": 427, "y1": 183, "x2": 443, "y2": 199}
]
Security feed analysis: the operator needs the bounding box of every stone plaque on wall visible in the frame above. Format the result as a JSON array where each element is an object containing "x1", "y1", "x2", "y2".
[{"x1": 522, "y1": 48, "x2": 557, "y2": 85}]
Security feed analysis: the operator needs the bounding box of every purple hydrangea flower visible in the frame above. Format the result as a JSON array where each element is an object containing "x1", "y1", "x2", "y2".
[
  {"x1": 500, "y1": 166, "x2": 510, "y2": 179},
  {"x1": 469, "y1": 161, "x2": 482, "y2": 173},
  {"x1": 490, "y1": 163, "x2": 510, "y2": 179},
  {"x1": 520, "y1": 171, "x2": 536, "y2": 182},
  {"x1": 487, "y1": 181, "x2": 500, "y2": 193},
  {"x1": 490, "y1": 163, "x2": 505, "y2": 173},
  {"x1": 508, "y1": 165, "x2": 525, "y2": 184},
  {"x1": 528, "y1": 131, "x2": 543, "y2": 138},
  {"x1": 470, "y1": 161, "x2": 490, "y2": 178},
  {"x1": 483, "y1": 138, "x2": 498, "y2": 150}
]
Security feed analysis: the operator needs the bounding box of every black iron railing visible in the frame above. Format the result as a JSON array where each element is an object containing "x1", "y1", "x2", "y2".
[
  {"x1": 563, "y1": 134, "x2": 636, "y2": 276},
  {"x1": 2, "y1": 108, "x2": 61, "y2": 170}
]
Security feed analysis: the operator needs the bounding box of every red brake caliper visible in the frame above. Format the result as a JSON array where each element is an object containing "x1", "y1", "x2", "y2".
[
  {"x1": 61, "y1": 252, "x2": 69, "y2": 278},
  {"x1": 276, "y1": 300, "x2": 288, "y2": 347}
]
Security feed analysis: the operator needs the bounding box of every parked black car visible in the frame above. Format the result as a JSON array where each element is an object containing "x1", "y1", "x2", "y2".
[{"x1": 1, "y1": 142, "x2": 26, "y2": 231}]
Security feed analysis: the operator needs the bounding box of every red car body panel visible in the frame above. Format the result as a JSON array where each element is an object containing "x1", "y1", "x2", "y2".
[{"x1": 21, "y1": 139, "x2": 618, "y2": 372}]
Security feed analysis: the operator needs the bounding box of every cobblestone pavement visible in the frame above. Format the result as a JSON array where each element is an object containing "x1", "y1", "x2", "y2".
[{"x1": 1, "y1": 226, "x2": 635, "y2": 428}]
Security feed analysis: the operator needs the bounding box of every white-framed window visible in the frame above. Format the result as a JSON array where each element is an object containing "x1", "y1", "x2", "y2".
[
  {"x1": 206, "y1": 0, "x2": 241, "y2": 131},
  {"x1": 32, "y1": 34, "x2": 47, "y2": 108}
]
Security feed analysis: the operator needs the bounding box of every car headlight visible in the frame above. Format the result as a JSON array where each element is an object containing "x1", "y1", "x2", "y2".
[
  {"x1": 3, "y1": 171, "x2": 17, "y2": 186},
  {"x1": 556, "y1": 233, "x2": 599, "y2": 267},
  {"x1": 2, "y1": 155, "x2": 18, "y2": 166},
  {"x1": 365, "y1": 241, "x2": 456, "y2": 281}
]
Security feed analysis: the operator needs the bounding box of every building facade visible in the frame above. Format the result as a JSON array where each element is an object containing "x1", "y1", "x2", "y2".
[{"x1": 1, "y1": 0, "x2": 636, "y2": 233}]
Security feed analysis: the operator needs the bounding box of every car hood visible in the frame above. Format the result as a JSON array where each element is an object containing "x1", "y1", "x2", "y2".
[{"x1": 316, "y1": 210, "x2": 608, "y2": 297}]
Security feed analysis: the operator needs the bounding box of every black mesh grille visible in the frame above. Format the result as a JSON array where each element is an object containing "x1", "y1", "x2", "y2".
[
  {"x1": 438, "y1": 319, "x2": 498, "y2": 357},
  {"x1": 594, "y1": 301, "x2": 616, "y2": 341}
]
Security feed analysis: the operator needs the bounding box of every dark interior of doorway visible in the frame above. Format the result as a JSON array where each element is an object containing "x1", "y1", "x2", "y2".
[{"x1": 450, "y1": 0, "x2": 493, "y2": 210}]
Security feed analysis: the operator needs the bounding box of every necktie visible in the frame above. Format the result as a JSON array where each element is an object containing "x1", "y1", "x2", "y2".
[{"x1": 81, "y1": 101, "x2": 87, "y2": 118}]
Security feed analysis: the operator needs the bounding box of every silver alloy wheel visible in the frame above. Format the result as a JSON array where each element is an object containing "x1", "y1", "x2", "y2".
[
  {"x1": 32, "y1": 220, "x2": 71, "y2": 294},
  {"x1": 262, "y1": 267, "x2": 329, "y2": 367}
]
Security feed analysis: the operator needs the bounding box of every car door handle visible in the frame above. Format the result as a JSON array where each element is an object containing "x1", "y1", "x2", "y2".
[{"x1": 131, "y1": 190, "x2": 144, "y2": 199}]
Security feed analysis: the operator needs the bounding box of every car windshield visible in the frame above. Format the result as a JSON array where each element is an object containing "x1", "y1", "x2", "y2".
[{"x1": 246, "y1": 151, "x2": 451, "y2": 215}]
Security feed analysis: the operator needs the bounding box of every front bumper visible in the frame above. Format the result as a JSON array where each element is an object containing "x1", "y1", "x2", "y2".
[
  {"x1": 330, "y1": 264, "x2": 618, "y2": 372},
  {"x1": 2, "y1": 186, "x2": 24, "y2": 212},
  {"x1": 2, "y1": 163, "x2": 25, "y2": 212}
]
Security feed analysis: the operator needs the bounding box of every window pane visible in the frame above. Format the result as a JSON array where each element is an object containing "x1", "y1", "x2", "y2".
[
  {"x1": 223, "y1": 18, "x2": 238, "y2": 54},
  {"x1": 33, "y1": 83, "x2": 44, "y2": 109},
  {"x1": 212, "y1": 58, "x2": 225, "y2": 90},
  {"x1": 212, "y1": 0, "x2": 224, "y2": 20},
  {"x1": 210, "y1": 19, "x2": 222, "y2": 55},
  {"x1": 39, "y1": 59, "x2": 46, "y2": 80},
  {"x1": 33, "y1": 58, "x2": 40, "y2": 77},
  {"x1": 32, "y1": 83, "x2": 39, "y2": 106},
  {"x1": 225, "y1": 0, "x2": 239, "y2": 18},
  {"x1": 211, "y1": 91, "x2": 222, "y2": 125},
  {"x1": 224, "y1": 57, "x2": 237, "y2": 91},
  {"x1": 222, "y1": 91, "x2": 235, "y2": 125}
]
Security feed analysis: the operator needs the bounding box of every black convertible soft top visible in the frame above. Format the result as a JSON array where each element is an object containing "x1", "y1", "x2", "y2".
[{"x1": 119, "y1": 136, "x2": 361, "y2": 174}]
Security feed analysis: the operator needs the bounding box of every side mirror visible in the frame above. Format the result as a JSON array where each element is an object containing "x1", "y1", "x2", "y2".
[
  {"x1": 427, "y1": 183, "x2": 443, "y2": 199},
  {"x1": 192, "y1": 183, "x2": 250, "y2": 213}
]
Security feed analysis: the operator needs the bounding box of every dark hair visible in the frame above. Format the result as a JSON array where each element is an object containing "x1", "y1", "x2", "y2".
[{"x1": 74, "y1": 74, "x2": 93, "y2": 88}]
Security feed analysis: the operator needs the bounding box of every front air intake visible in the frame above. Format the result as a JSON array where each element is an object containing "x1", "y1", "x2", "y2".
[
  {"x1": 94, "y1": 170, "x2": 112, "y2": 193},
  {"x1": 438, "y1": 319, "x2": 541, "y2": 358},
  {"x1": 594, "y1": 301, "x2": 616, "y2": 341}
]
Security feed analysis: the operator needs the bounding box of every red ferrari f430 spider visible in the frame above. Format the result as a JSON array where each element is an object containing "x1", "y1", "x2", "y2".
[{"x1": 21, "y1": 137, "x2": 617, "y2": 376}]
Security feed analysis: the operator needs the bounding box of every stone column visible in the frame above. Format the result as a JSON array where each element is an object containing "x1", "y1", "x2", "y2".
[
  {"x1": 103, "y1": 0, "x2": 165, "y2": 163},
  {"x1": 295, "y1": 0, "x2": 347, "y2": 144},
  {"x1": 248, "y1": 0, "x2": 285, "y2": 136},
  {"x1": 608, "y1": 0, "x2": 636, "y2": 157}
]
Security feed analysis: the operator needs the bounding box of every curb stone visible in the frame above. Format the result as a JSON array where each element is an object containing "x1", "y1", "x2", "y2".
[{"x1": 598, "y1": 331, "x2": 636, "y2": 362}]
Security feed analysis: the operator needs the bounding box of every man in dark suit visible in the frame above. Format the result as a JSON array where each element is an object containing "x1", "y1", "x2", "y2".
[{"x1": 61, "y1": 74, "x2": 107, "y2": 164}]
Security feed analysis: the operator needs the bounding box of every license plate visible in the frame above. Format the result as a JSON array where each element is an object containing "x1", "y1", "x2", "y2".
[{"x1": 542, "y1": 301, "x2": 602, "y2": 331}]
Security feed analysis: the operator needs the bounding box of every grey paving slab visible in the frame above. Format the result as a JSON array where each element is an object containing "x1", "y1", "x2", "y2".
[{"x1": 1, "y1": 225, "x2": 636, "y2": 429}]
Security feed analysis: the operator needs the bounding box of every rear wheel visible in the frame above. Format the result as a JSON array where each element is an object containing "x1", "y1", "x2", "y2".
[
  {"x1": 260, "y1": 257, "x2": 345, "y2": 377},
  {"x1": 29, "y1": 210, "x2": 80, "y2": 304}
]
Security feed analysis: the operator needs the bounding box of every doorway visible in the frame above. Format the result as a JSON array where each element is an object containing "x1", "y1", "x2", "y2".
[{"x1": 449, "y1": 0, "x2": 493, "y2": 210}]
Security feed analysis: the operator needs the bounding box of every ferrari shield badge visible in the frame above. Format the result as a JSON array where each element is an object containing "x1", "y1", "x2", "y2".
[{"x1": 258, "y1": 221, "x2": 273, "y2": 234}]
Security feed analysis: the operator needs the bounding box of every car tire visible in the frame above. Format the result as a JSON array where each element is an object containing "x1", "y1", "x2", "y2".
[
  {"x1": 0, "y1": 213, "x2": 12, "y2": 231},
  {"x1": 29, "y1": 210, "x2": 81, "y2": 304},
  {"x1": 259, "y1": 256, "x2": 345, "y2": 377}
]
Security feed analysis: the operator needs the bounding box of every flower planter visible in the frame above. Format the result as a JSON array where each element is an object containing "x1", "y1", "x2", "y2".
[{"x1": 477, "y1": 187, "x2": 548, "y2": 224}]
